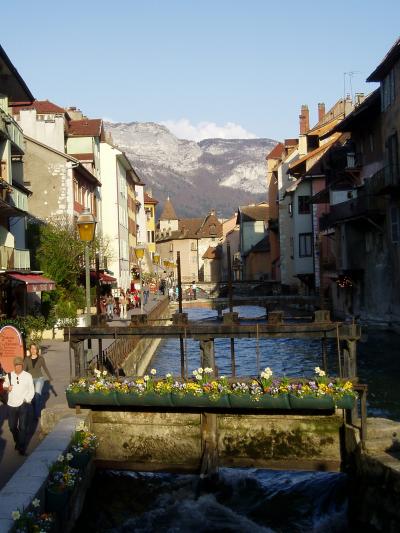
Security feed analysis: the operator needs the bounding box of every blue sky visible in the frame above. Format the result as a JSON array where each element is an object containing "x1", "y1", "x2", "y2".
[{"x1": 1, "y1": 0, "x2": 399, "y2": 141}]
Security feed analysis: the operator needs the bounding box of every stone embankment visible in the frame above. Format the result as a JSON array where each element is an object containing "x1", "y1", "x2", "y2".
[{"x1": 349, "y1": 418, "x2": 400, "y2": 531}]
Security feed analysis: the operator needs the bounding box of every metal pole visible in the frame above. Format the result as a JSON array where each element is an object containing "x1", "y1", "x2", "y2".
[
  {"x1": 95, "y1": 252, "x2": 101, "y2": 318},
  {"x1": 177, "y1": 252, "x2": 185, "y2": 377},
  {"x1": 85, "y1": 243, "x2": 91, "y2": 327},
  {"x1": 139, "y1": 259, "x2": 144, "y2": 313},
  {"x1": 227, "y1": 242, "x2": 236, "y2": 376}
]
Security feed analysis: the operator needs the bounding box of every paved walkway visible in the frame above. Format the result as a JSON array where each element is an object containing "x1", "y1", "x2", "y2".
[{"x1": 0, "y1": 295, "x2": 165, "y2": 489}]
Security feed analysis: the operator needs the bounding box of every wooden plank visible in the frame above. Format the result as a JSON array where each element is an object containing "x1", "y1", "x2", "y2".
[{"x1": 65, "y1": 322, "x2": 361, "y2": 341}]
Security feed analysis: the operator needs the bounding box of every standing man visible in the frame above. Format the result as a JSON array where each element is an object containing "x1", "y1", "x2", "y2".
[{"x1": 3, "y1": 357, "x2": 34, "y2": 455}]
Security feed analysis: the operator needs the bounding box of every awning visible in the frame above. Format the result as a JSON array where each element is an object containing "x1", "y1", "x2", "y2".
[
  {"x1": 99, "y1": 272, "x2": 116, "y2": 284},
  {"x1": 7, "y1": 272, "x2": 56, "y2": 292}
]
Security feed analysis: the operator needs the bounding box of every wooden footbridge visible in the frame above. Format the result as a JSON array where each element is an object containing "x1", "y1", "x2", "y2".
[{"x1": 65, "y1": 252, "x2": 367, "y2": 474}]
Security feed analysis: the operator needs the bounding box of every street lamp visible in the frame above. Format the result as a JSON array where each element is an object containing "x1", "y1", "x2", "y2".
[
  {"x1": 134, "y1": 245, "x2": 145, "y2": 313},
  {"x1": 153, "y1": 252, "x2": 160, "y2": 299},
  {"x1": 77, "y1": 209, "x2": 97, "y2": 326}
]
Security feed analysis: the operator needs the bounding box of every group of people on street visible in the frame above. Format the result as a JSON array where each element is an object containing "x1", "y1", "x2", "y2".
[{"x1": 0, "y1": 343, "x2": 52, "y2": 456}]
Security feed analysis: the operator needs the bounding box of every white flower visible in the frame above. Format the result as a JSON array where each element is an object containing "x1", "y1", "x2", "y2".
[
  {"x1": 143, "y1": 375, "x2": 149, "y2": 381},
  {"x1": 318, "y1": 370, "x2": 326, "y2": 377},
  {"x1": 197, "y1": 368, "x2": 204, "y2": 374},
  {"x1": 220, "y1": 375, "x2": 225, "y2": 380},
  {"x1": 314, "y1": 366, "x2": 321, "y2": 374},
  {"x1": 94, "y1": 369, "x2": 101, "y2": 377},
  {"x1": 57, "y1": 454, "x2": 64, "y2": 462},
  {"x1": 166, "y1": 373, "x2": 172, "y2": 378},
  {"x1": 102, "y1": 370, "x2": 107, "y2": 376},
  {"x1": 66, "y1": 453, "x2": 73, "y2": 461},
  {"x1": 192, "y1": 370, "x2": 198, "y2": 376},
  {"x1": 195, "y1": 374, "x2": 202, "y2": 381},
  {"x1": 204, "y1": 367, "x2": 213, "y2": 374},
  {"x1": 150, "y1": 368, "x2": 157, "y2": 375},
  {"x1": 76, "y1": 421, "x2": 85, "y2": 431},
  {"x1": 32, "y1": 498, "x2": 40, "y2": 508},
  {"x1": 11, "y1": 510, "x2": 20, "y2": 521}
]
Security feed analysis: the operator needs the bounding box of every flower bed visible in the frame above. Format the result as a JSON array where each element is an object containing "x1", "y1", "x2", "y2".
[{"x1": 66, "y1": 367, "x2": 357, "y2": 410}]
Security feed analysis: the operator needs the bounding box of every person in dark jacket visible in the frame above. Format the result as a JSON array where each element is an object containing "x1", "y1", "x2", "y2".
[{"x1": 23, "y1": 344, "x2": 52, "y2": 418}]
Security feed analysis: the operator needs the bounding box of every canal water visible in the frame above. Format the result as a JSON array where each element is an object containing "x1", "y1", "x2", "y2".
[{"x1": 74, "y1": 306, "x2": 399, "y2": 532}]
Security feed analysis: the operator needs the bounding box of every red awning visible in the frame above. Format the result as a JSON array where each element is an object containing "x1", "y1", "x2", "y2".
[
  {"x1": 99, "y1": 272, "x2": 116, "y2": 284},
  {"x1": 7, "y1": 273, "x2": 56, "y2": 292}
]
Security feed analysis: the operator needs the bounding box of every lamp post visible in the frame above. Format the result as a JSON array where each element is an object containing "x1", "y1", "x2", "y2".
[
  {"x1": 134, "y1": 245, "x2": 145, "y2": 313},
  {"x1": 76, "y1": 209, "x2": 97, "y2": 327},
  {"x1": 153, "y1": 251, "x2": 160, "y2": 299}
]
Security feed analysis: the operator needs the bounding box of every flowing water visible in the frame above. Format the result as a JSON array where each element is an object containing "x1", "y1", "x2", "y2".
[{"x1": 75, "y1": 306, "x2": 399, "y2": 532}]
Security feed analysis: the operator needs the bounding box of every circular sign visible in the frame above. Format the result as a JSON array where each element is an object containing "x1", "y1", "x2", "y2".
[{"x1": 0, "y1": 325, "x2": 24, "y2": 373}]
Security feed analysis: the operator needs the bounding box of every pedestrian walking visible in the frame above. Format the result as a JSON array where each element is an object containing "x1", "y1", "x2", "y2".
[
  {"x1": 24, "y1": 344, "x2": 52, "y2": 419},
  {"x1": 3, "y1": 357, "x2": 34, "y2": 455},
  {"x1": 192, "y1": 281, "x2": 197, "y2": 300},
  {"x1": 168, "y1": 286, "x2": 174, "y2": 301},
  {"x1": 143, "y1": 282, "x2": 150, "y2": 306},
  {"x1": 120, "y1": 290, "x2": 128, "y2": 319},
  {"x1": 106, "y1": 294, "x2": 114, "y2": 320}
]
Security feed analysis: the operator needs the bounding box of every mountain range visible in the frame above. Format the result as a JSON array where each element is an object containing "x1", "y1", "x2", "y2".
[{"x1": 104, "y1": 121, "x2": 277, "y2": 218}]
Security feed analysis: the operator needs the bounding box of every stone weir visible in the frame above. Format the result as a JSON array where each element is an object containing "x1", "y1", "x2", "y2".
[{"x1": 89, "y1": 410, "x2": 348, "y2": 473}]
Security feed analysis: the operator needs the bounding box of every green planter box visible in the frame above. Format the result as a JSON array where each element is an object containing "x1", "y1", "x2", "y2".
[
  {"x1": 335, "y1": 395, "x2": 356, "y2": 409},
  {"x1": 45, "y1": 487, "x2": 70, "y2": 513},
  {"x1": 116, "y1": 391, "x2": 173, "y2": 407},
  {"x1": 289, "y1": 394, "x2": 334, "y2": 410},
  {"x1": 171, "y1": 393, "x2": 230, "y2": 408},
  {"x1": 66, "y1": 390, "x2": 118, "y2": 407},
  {"x1": 69, "y1": 450, "x2": 92, "y2": 470},
  {"x1": 229, "y1": 393, "x2": 290, "y2": 409}
]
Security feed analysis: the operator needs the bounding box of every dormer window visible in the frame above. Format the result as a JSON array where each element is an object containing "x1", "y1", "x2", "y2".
[{"x1": 210, "y1": 224, "x2": 216, "y2": 235}]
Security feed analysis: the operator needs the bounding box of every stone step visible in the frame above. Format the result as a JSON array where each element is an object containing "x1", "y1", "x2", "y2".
[{"x1": 366, "y1": 418, "x2": 400, "y2": 440}]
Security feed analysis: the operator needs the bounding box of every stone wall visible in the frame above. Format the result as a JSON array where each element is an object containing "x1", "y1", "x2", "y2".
[{"x1": 92, "y1": 411, "x2": 344, "y2": 472}]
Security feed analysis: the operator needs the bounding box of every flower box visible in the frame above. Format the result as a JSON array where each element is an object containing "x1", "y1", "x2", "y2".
[
  {"x1": 229, "y1": 393, "x2": 290, "y2": 409},
  {"x1": 116, "y1": 391, "x2": 173, "y2": 407},
  {"x1": 335, "y1": 394, "x2": 356, "y2": 409},
  {"x1": 171, "y1": 393, "x2": 230, "y2": 408},
  {"x1": 45, "y1": 487, "x2": 70, "y2": 514},
  {"x1": 69, "y1": 450, "x2": 92, "y2": 470},
  {"x1": 289, "y1": 394, "x2": 334, "y2": 410},
  {"x1": 66, "y1": 390, "x2": 118, "y2": 407}
]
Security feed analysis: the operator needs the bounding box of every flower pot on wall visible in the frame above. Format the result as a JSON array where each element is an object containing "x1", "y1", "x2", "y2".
[
  {"x1": 289, "y1": 394, "x2": 334, "y2": 410},
  {"x1": 45, "y1": 487, "x2": 70, "y2": 513},
  {"x1": 66, "y1": 390, "x2": 118, "y2": 407},
  {"x1": 70, "y1": 450, "x2": 92, "y2": 470},
  {"x1": 116, "y1": 391, "x2": 173, "y2": 407},
  {"x1": 229, "y1": 393, "x2": 290, "y2": 409},
  {"x1": 171, "y1": 393, "x2": 230, "y2": 408},
  {"x1": 335, "y1": 395, "x2": 356, "y2": 409}
]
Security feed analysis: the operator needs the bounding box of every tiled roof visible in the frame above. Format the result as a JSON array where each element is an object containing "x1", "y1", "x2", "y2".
[
  {"x1": 68, "y1": 119, "x2": 102, "y2": 137},
  {"x1": 11, "y1": 100, "x2": 65, "y2": 114},
  {"x1": 367, "y1": 37, "x2": 400, "y2": 82},
  {"x1": 178, "y1": 218, "x2": 203, "y2": 238},
  {"x1": 144, "y1": 192, "x2": 159, "y2": 205},
  {"x1": 267, "y1": 143, "x2": 285, "y2": 160},
  {"x1": 288, "y1": 133, "x2": 341, "y2": 171},
  {"x1": 202, "y1": 245, "x2": 222, "y2": 260},
  {"x1": 238, "y1": 204, "x2": 269, "y2": 222},
  {"x1": 307, "y1": 117, "x2": 343, "y2": 138},
  {"x1": 160, "y1": 197, "x2": 178, "y2": 220},
  {"x1": 196, "y1": 212, "x2": 222, "y2": 238}
]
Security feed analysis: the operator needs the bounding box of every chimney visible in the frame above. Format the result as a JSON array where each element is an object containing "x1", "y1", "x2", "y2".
[
  {"x1": 299, "y1": 105, "x2": 309, "y2": 135},
  {"x1": 318, "y1": 103, "x2": 325, "y2": 123}
]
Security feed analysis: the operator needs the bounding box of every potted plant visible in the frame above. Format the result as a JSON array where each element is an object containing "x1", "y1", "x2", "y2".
[
  {"x1": 11, "y1": 499, "x2": 55, "y2": 532},
  {"x1": 116, "y1": 369, "x2": 173, "y2": 407},
  {"x1": 66, "y1": 370, "x2": 119, "y2": 406},
  {"x1": 45, "y1": 454, "x2": 80, "y2": 513},
  {"x1": 288, "y1": 368, "x2": 335, "y2": 409},
  {"x1": 69, "y1": 423, "x2": 98, "y2": 470},
  {"x1": 170, "y1": 368, "x2": 230, "y2": 408}
]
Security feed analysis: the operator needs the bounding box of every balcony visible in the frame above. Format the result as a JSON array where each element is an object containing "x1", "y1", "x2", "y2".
[
  {"x1": 0, "y1": 107, "x2": 24, "y2": 153},
  {"x1": 0, "y1": 246, "x2": 30, "y2": 270},
  {"x1": 319, "y1": 194, "x2": 385, "y2": 231},
  {"x1": 368, "y1": 166, "x2": 400, "y2": 195}
]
